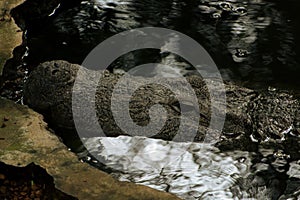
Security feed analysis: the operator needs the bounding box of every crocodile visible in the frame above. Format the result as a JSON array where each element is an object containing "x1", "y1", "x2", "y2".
[{"x1": 24, "y1": 60, "x2": 300, "y2": 150}]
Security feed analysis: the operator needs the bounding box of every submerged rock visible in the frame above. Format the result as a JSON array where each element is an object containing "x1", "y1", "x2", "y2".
[{"x1": 24, "y1": 60, "x2": 300, "y2": 149}]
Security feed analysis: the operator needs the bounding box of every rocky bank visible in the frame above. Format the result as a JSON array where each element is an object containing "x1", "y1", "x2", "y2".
[{"x1": 0, "y1": 97, "x2": 180, "y2": 200}]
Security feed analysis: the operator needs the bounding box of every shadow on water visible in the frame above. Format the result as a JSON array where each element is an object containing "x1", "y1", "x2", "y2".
[{"x1": 11, "y1": 0, "x2": 300, "y2": 90}]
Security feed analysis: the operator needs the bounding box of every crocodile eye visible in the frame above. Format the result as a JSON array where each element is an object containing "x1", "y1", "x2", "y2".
[
  {"x1": 181, "y1": 102, "x2": 197, "y2": 113},
  {"x1": 171, "y1": 101, "x2": 197, "y2": 113}
]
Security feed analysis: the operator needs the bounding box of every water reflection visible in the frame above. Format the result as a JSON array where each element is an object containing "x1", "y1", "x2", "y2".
[
  {"x1": 80, "y1": 135, "x2": 300, "y2": 199},
  {"x1": 18, "y1": 0, "x2": 300, "y2": 90},
  {"x1": 84, "y1": 136, "x2": 254, "y2": 199}
]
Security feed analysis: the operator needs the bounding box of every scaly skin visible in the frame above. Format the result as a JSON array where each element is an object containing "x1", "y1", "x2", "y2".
[{"x1": 24, "y1": 60, "x2": 300, "y2": 148}]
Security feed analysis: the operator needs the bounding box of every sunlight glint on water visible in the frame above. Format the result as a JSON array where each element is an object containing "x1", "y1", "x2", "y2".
[{"x1": 84, "y1": 136, "x2": 255, "y2": 200}]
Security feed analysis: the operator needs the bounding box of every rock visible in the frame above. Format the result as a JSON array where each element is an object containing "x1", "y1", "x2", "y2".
[
  {"x1": 0, "y1": 97, "x2": 181, "y2": 200},
  {"x1": 0, "y1": 0, "x2": 24, "y2": 74},
  {"x1": 23, "y1": 60, "x2": 300, "y2": 148},
  {"x1": 0, "y1": 162, "x2": 76, "y2": 199}
]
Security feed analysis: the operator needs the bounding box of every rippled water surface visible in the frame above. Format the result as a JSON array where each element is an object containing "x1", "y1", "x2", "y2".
[
  {"x1": 84, "y1": 136, "x2": 254, "y2": 199},
  {"x1": 3, "y1": 0, "x2": 300, "y2": 199},
  {"x1": 82, "y1": 136, "x2": 299, "y2": 199},
  {"x1": 21, "y1": 0, "x2": 300, "y2": 90}
]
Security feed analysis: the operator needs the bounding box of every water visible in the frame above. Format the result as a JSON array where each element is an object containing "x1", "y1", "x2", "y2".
[
  {"x1": 82, "y1": 136, "x2": 299, "y2": 199},
  {"x1": 83, "y1": 136, "x2": 254, "y2": 199},
  {"x1": 18, "y1": 0, "x2": 300, "y2": 91},
  {"x1": 2, "y1": 0, "x2": 300, "y2": 199}
]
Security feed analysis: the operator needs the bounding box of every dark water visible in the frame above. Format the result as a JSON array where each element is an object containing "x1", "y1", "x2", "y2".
[
  {"x1": 19, "y1": 0, "x2": 300, "y2": 91},
  {"x1": 2, "y1": 0, "x2": 300, "y2": 199}
]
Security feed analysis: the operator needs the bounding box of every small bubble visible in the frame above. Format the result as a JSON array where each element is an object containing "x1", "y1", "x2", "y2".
[
  {"x1": 86, "y1": 156, "x2": 91, "y2": 161},
  {"x1": 212, "y1": 12, "x2": 221, "y2": 19},
  {"x1": 268, "y1": 86, "x2": 276, "y2": 92},
  {"x1": 219, "y1": 2, "x2": 232, "y2": 11},
  {"x1": 235, "y1": 49, "x2": 248, "y2": 58},
  {"x1": 262, "y1": 137, "x2": 270, "y2": 142},
  {"x1": 233, "y1": 7, "x2": 247, "y2": 16},
  {"x1": 290, "y1": 129, "x2": 300, "y2": 137},
  {"x1": 274, "y1": 150, "x2": 290, "y2": 159},
  {"x1": 250, "y1": 134, "x2": 259, "y2": 143},
  {"x1": 92, "y1": 160, "x2": 98, "y2": 164},
  {"x1": 237, "y1": 157, "x2": 246, "y2": 163}
]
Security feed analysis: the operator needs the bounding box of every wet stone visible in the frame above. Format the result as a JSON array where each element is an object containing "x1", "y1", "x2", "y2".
[{"x1": 0, "y1": 97, "x2": 180, "y2": 200}]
